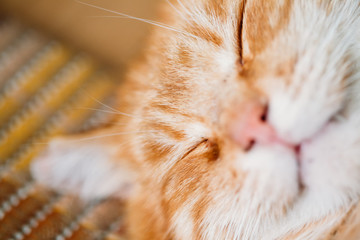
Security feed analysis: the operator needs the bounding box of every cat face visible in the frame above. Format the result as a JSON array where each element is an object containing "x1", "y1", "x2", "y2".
[
  {"x1": 30, "y1": 0, "x2": 360, "y2": 239},
  {"x1": 135, "y1": 0, "x2": 360, "y2": 238}
]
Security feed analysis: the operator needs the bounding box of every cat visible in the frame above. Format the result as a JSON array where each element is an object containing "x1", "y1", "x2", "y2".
[{"x1": 31, "y1": 0, "x2": 360, "y2": 239}]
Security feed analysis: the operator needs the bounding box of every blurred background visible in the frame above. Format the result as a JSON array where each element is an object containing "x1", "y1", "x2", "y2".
[
  {"x1": 0, "y1": 0, "x2": 162, "y2": 74},
  {"x1": 0, "y1": 1, "x2": 162, "y2": 239}
]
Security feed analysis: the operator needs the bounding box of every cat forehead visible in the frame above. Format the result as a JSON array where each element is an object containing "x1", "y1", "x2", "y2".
[
  {"x1": 167, "y1": 0, "x2": 359, "y2": 77},
  {"x1": 171, "y1": 0, "x2": 358, "y2": 51}
]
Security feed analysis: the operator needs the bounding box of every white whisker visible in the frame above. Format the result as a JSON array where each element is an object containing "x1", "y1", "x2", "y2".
[
  {"x1": 64, "y1": 130, "x2": 157, "y2": 142},
  {"x1": 34, "y1": 130, "x2": 157, "y2": 144},
  {"x1": 76, "y1": 106, "x2": 123, "y2": 115},
  {"x1": 176, "y1": 0, "x2": 198, "y2": 22},
  {"x1": 89, "y1": 15, "x2": 128, "y2": 18},
  {"x1": 75, "y1": 0, "x2": 201, "y2": 40},
  {"x1": 84, "y1": 93, "x2": 143, "y2": 119},
  {"x1": 165, "y1": 0, "x2": 191, "y2": 24}
]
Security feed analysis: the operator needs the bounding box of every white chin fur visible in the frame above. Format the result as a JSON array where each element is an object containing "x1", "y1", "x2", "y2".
[
  {"x1": 266, "y1": 116, "x2": 360, "y2": 239},
  {"x1": 301, "y1": 117, "x2": 360, "y2": 203},
  {"x1": 241, "y1": 144, "x2": 299, "y2": 202}
]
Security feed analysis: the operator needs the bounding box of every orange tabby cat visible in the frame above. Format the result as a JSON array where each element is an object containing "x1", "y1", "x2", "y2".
[{"x1": 32, "y1": 0, "x2": 360, "y2": 239}]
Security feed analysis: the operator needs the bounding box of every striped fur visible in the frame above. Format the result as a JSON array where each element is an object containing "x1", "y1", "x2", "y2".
[{"x1": 32, "y1": 0, "x2": 360, "y2": 239}]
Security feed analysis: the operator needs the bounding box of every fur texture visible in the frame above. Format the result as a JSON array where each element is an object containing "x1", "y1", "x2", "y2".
[{"x1": 32, "y1": 0, "x2": 360, "y2": 239}]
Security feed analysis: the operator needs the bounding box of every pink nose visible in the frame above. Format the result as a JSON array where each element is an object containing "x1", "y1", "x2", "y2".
[{"x1": 229, "y1": 102, "x2": 287, "y2": 150}]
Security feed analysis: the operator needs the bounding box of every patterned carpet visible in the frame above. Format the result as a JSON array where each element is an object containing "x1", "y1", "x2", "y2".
[{"x1": 0, "y1": 18, "x2": 127, "y2": 240}]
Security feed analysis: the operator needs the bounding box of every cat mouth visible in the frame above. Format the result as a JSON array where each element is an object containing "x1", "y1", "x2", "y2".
[
  {"x1": 294, "y1": 144, "x2": 305, "y2": 189},
  {"x1": 275, "y1": 121, "x2": 332, "y2": 191},
  {"x1": 294, "y1": 145, "x2": 301, "y2": 157}
]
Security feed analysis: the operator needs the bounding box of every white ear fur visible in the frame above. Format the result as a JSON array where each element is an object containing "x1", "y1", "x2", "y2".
[{"x1": 31, "y1": 136, "x2": 134, "y2": 200}]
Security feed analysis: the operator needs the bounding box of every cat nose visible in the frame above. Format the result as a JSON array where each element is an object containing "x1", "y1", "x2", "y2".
[{"x1": 229, "y1": 102, "x2": 289, "y2": 150}]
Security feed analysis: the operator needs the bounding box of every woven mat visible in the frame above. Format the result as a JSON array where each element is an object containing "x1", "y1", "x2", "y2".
[{"x1": 0, "y1": 18, "x2": 127, "y2": 240}]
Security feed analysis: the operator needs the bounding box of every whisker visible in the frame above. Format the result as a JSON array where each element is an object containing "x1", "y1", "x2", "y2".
[
  {"x1": 165, "y1": 0, "x2": 191, "y2": 24},
  {"x1": 88, "y1": 16, "x2": 185, "y2": 34},
  {"x1": 88, "y1": 96, "x2": 122, "y2": 114},
  {"x1": 84, "y1": 93, "x2": 143, "y2": 120},
  {"x1": 176, "y1": 0, "x2": 199, "y2": 22},
  {"x1": 63, "y1": 130, "x2": 157, "y2": 142},
  {"x1": 76, "y1": 117, "x2": 129, "y2": 126},
  {"x1": 176, "y1": 0, "x2": 192, "y2": 16},
  {"x1": 75, "y1": 0, "x2": 201, "y2": 40},
  {"x1": 87, "y1": 15, "x2": 199, "y2": 40},
  {"x1": 89, "y1": 15, "x2": 128, "y2": 18},
  {"x1": 76, "y1": 106, "x2": 123, "y2": 115},
  {"x1": 75, "y1": 107, "x2": 153, "y2": 124},
  {"x1": 109, "y1": 122, "x2": 129, "y2": 126},
  {"x1": 34, "y1": 130, "x2": 157, "y2": 144}
]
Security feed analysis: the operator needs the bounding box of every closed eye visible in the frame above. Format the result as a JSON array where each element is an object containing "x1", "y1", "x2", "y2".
[
  {"x1": 180, "y1": 138, "x2": 208, "y2": 161},
  {"x1": 180, "y1": 138, "x2": 220, "y2": 162}
]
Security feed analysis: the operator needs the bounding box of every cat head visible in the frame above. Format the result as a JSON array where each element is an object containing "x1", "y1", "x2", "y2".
[
  {"x1": 31, "y1": 0, "x2": 360, "y2": 239},
  {"x1": 131, "y1": 0, "x2": 360, "y2": 238}
]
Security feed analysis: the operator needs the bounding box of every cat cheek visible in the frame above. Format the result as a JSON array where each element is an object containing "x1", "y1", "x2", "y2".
[{"x1": 300, "y1": 119, "x2": 360, "y2": 197}]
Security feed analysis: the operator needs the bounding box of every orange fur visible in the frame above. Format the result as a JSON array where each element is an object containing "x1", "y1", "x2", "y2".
[{"x1": 32, "y1": 0, "x2": 360, "y2": 239}]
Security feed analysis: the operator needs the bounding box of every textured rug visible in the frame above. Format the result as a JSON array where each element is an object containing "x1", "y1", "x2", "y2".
[{"x1": 0, "y1": 18, "x2": 127, "y2": 240}]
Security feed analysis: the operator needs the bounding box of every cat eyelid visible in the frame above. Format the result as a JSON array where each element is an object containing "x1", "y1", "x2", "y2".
[{"x1": 180, "y1": 138, "x2": 208, "y2": 161}]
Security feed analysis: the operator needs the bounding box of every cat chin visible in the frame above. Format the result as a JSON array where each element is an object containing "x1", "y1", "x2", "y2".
[
  {"x1": 239, "y1": 144, "x2": 299, "y2": 203},
  {"x1": 264, "y1": 117, "x2": 360, "y2": 239},
  {"x1": 198, "y1": 144, "x2": 300, "y2": 239}
]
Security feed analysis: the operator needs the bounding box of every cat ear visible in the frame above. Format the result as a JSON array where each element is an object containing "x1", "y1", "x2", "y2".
[{"x1": 31, "y1": 129, "x2": 135, "y2": 200}]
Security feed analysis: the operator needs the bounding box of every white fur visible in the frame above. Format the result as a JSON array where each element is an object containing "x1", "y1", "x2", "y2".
[
  {"x1": 267, "y1": 0, "x2": 359, "y2": 144},
  {"x1": 198, "y1": 145, "x2": 298, "y2": 240},
  {"x1": 171, "y1": 198, "x2": 198, "y2": 240},
  {"x1": 267, "y1": 2, "x2": 360, "y2": 237},
  {"x1": 31, "y1": 138, "x2": 134, "y2": 200}
]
